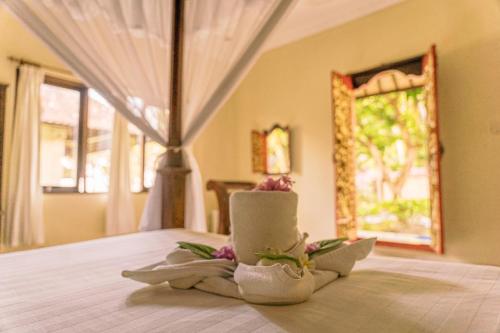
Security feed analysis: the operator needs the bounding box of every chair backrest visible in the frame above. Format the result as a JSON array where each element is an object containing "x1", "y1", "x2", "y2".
[{"x1": 206, "y1": 180, "x2": 256, "y2": 235}]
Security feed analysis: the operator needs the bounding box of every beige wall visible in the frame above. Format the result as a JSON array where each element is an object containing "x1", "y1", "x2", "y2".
[
  {"x1": 195, "y1": 0, "x2": 500, "y2": 266},
  {"x1": 42, "y1": 193, "x2": 147, "y2": 246},
  {"x1": 0, "y1": 7, "x2": 147, "y2": 249},
  {"x1": 193, "y1": 97, "x2": 242, "y2": 229}
]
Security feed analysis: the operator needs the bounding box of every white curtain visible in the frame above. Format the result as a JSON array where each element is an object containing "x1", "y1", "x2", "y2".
[
  {"x1": 106, "y1": 113, "x2": 135, "y2": 235},
  {"x1": 140, "y1": 0, "x2": 296, "y2": 232},
  {"x1": 2, "y1": 65, "x2": 44, "y2": 248},
  {"x1": 4, "y1": 0, "x2": 296, "y2": 232},
  {"x1": 181, "y1": 0, "x2": 294, "y2": 232},
  {"x1": 4, "y1": 0, "x2": 173, "y2": 145}
]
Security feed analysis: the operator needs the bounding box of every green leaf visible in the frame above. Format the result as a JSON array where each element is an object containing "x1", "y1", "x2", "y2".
[
  {"x1": 318, "y1": 237, "x2": 348, "y2": 247},
  {"x1": 255, "y1": 252, "x2": 301, "y2": 267},
  {"x1": 177, "y1": 241, "x2": 217, "y2": 254},
  {"x1": 309, "y1": 238, "x2": 347, "y2": 258},
  {"x1": 177, "y1": 241, "x2": 216, "y2": 259}
]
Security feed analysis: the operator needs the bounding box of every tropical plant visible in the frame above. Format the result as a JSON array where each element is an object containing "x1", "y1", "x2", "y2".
[{"x1": 355, "y1": 88, "x2": 428, "y2": 201}]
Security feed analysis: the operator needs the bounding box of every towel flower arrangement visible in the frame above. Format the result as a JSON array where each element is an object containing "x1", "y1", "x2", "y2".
[{"x1": 123, "y1": 176, "x2": 375, "y2": 305}]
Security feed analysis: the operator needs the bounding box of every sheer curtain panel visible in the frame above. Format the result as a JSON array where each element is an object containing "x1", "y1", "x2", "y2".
[
  {"x1": 2, "y1": 65, "x2": 45, "y2": 248},
  {"x1": 4, "y1": 0, "x2": 173, "y2": 145},
  {"x1": 141, "y1": 0, "x2": 296, "y2": 231},
  {"x1": 106, "y1": 113, "x2": 135, "y2": 235}
]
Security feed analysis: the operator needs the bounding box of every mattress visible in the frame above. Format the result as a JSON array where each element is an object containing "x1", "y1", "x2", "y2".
[{"x1": 1, "y1": 229, "x2": 499, "y2": 333}]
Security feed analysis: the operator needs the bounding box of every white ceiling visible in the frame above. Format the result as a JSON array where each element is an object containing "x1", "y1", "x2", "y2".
[{"x1": 266, "y1": 0, "x2": 403, "y2": 50}]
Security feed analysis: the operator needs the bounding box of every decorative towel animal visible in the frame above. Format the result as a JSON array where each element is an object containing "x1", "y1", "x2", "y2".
[
  {"x1": 123, "y1": 237, "x2": 376, "y2": 304},
  {"x1": 123, "y1": 176, "x2": 376, "y2": 305}
]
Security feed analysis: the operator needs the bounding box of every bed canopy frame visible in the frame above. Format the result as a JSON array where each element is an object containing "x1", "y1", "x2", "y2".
[
  {"x1": 163, "y1": 0, "x2": 188, "y2": 229},
  {"x1": 160, "y1": 0, "x2": 299, "y2": 229},
  {"x1": 2, "y1": 0, "x2": 296, "y2": 233}
]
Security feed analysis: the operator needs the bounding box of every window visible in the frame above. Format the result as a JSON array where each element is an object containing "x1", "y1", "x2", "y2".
[
  {"x1": 40, "y1": 78, "x2": 83, "y2": 192},
  {"x1": 354, "y1": 88, "x2": 432, "y2": 245},
  {"x1": 331, "y1": 46, "x2": 444, "y2": 253},
  {"x1": 85, "y1": 89, "x2": 113, "y2": 193},
  {"x1": 144, "y1": 137, "x2": 165, "y2": 188},
  {"x1": 40, "y1": 77, "x2": 165, "y2": 193},
  {"x1": 129, "y1": 124, "x2": 144, "y2": 193}
]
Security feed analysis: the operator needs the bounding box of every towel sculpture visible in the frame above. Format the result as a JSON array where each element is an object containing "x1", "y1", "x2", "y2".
[{"x1": 123, "y1": 176, "x2": 376, "y2": 305}]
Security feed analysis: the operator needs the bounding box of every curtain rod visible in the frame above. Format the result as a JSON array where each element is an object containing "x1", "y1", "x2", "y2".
[{"x1": 8, "y1": 56, "x2": 73, "y2": 75}]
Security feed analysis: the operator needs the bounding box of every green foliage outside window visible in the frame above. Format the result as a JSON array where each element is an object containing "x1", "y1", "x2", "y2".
[{"x1": 355, "y1": 88, "x2": 431, "y2": 238}]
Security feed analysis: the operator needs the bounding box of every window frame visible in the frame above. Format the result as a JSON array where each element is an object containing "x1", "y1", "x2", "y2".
[
  {"x1": 41, "y1": 76, "x2": 86, "y2": 194},
  {"x1": 331, "y1": 48, "x2": 444, "y2": 253},
  {"x1": 41, "y1": 76, "x2": 150, "y2": 194}
]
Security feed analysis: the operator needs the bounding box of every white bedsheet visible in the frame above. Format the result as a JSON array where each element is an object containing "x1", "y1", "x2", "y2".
[{"x1": 0, "y1": 229, "x2": 499, "y2": 333}]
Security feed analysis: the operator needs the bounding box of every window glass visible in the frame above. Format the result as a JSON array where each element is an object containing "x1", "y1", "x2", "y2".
[
  {"x1": 129, "y1": 124, "x2": 144, "y2": 192},
  {"x1": 144, "y1": 138, "x2": 165, "y2": 188},
  {"x1": 41, "y1": 81, "x2": 162, "y2": 193},
  {"x1": 85, "y1": 89, "x2": 113, "y2": 193},
  {"x1": 355, "y1": 88, "x2": 431, "y2": 245},
  {"x1": 40, "y1": 83, "x2": 80, "y2": 188}
]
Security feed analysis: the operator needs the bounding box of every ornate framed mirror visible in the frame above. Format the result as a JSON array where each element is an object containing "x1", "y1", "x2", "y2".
[
  {"x1": 252, "y1": 124, "x2": 291, "y2": 175},
  {"x1": 331, "y1": 46, "x2": 444, "y2": 253}
]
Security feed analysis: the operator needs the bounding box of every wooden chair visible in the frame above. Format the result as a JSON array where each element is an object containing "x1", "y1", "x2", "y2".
[{"x1": 206, "y1": 180, "x2": 256, "y2": 235}]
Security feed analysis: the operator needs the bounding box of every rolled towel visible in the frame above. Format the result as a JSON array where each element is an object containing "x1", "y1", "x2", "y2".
[
  {"x1": 230, "y1": 191, "x2": 301, "y2": 265},
  {"x1": 163, "y1": 248, "x2": 214, "y2": 288},
  {"x1": 312, "y1": 270, "x2": 339, "y2": 291},
  {"x1": 314, "y1": 238, "x2": 376, "y2": 276},
  {"x1": 122, "y1": 249, "x2": 236, "y2": 287},
  {"x1": 234, "y1": 263, "x2": 315, "y2": 305},
  {"x1": 166, "y1": 248, "x2": 201, "y2": 264},
  {"x1": 194, "y1": 276, "x2": 242, "y2": 299}
]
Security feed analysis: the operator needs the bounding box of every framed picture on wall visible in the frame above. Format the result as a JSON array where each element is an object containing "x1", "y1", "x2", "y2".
[{"x1": 251, "y1": 124, "x2": 291, "y2": 175}]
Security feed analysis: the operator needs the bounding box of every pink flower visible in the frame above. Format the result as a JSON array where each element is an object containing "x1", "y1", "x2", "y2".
[
  {"x1": 212, "y1": 245, "x2": 236, "y2": 261},
  {"x1": 305, "y1": 243, "x2": 320, "y2": 254},
  {"x1": 254, "y1": 176, "x2": 294, "y2": 192}
]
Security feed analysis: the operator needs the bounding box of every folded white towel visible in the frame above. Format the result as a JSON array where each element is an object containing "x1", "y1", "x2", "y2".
[
  {"x1": 122, "y1": 238, "x2": 375, "y2": 305},
  {"x1": 233, "y1": 239, "x2": 376, "y2": 304},
  {"x1": 194, "y1": 276, "x2": 241, "y2": 299},
  {"x1": 166, "y1": 248, "x2": 201, "y2": 264},
  {"x1": 122, "y1": 248, "x2": 236, "y2": 286},
  {"x1": 311, "y1": 270, "x2": 339, "y2": 291},
  {"x1": 235, "y1": 263, "x2": 315, "y2": 305},
  {"x1": 314, "y1": 238, "x2": 376, "y2": 276},
  {"x1": 230, "y1": 191, "x2": 301, "y2": 265}
]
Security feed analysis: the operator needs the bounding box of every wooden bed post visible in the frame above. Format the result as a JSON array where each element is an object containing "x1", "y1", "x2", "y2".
[{"x1": 161, "y1": 0, "x2": 190, "y2": 229}]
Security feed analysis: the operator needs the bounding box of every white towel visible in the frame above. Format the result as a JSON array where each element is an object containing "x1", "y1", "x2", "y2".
[
  {"x1": 314, "y1": 238, "x2": 376, "y2": 276},
  {"x1": 234, "y1": 263, "x2": 315, "y2": 305},
  {"x1": 311, "y1": 270, "x2": 339, "y2": 291},
  {"x1": 230, "y1": 191, "x2": 301, "y2": 265},
  {"x1": 233, "y1": 239, "x2": 375, "y2": 304},
  {"x1": 122, "y1": 248, "x2": 236, "y2": 287},
  {"x1": 123, "y1": 238, "x2": 375, "y2": 305},
  {"x1": 194, "y1": 276, "x2": 242, "y2": 299}
]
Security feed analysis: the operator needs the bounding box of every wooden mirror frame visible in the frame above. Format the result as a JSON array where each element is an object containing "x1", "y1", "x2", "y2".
[
  {"x1": 251, "y1": 124, "x2": 292, "y2": 175},
  {"x1": 331, "y1": 46, "x2": 444, "y2": 253}
]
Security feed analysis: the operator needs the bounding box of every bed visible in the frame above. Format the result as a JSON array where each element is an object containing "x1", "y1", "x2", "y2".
[{"x1": 1, "y1": 229, "x2": 499, "y2": 333}]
